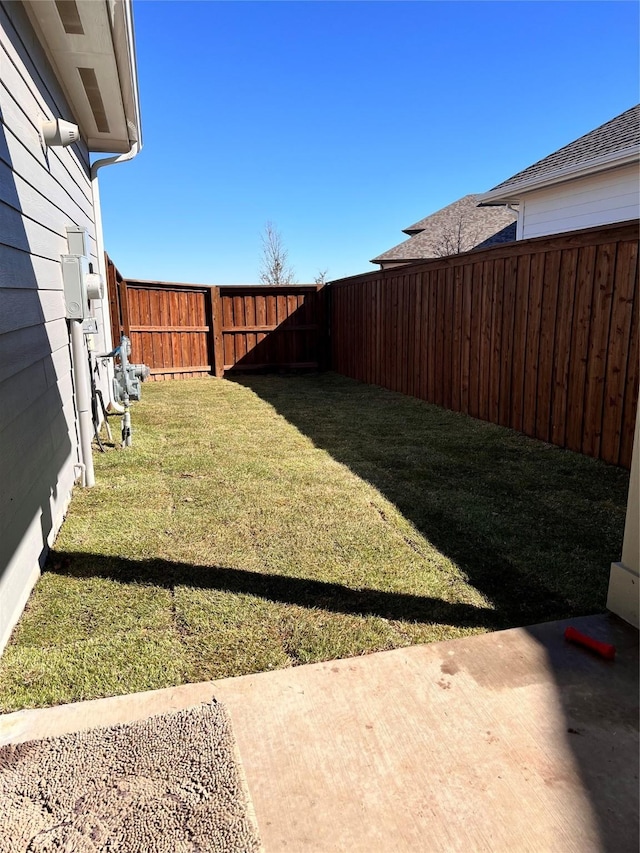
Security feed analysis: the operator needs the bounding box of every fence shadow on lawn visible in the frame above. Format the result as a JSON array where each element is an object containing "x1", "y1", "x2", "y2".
[
  {"x1": 229, "y1": 372, "x2": 630, "y2": 630},
  {"x1": 45, "y1": 552, "x2": 497, "y2": 629}
]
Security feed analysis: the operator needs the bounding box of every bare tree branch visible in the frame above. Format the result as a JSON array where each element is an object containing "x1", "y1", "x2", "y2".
[
  {"x1": 432, "y1": 214, "x2": 485, "y2": 258},
  {"x1": 259, "y1": 221, "x2": 296, "y2": 285}
]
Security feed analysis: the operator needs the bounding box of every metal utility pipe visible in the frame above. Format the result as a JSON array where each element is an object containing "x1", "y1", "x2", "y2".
[
  {"x1": 118, "y1": 335, "x2": 133, "y2": 447},
  {"x1": 122, "y1": 398, "x2": 132, "y2": 447},
  {"x1": 70, "y1": 319, "x2": 95, "y2": 487}
]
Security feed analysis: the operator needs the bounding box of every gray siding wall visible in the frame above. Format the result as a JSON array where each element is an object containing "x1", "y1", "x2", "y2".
[{"x1": 0, "y1": 2, "x2": 107, "y2": 651}]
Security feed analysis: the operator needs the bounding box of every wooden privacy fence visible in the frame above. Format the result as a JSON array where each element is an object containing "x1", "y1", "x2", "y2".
[
  {"x1": 106, "y1": 260, "x2": 327, "y2": 379},
  {"x1": 330, "y1": 222, "x2": 639, "y2": 468},
  {"x1": 106, "y1": 219, "x2": 637, "y2": 467}
]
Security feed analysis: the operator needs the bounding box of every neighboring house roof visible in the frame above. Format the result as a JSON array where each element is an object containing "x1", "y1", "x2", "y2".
[
  {"x1": 371, "y1": 195, "x2": 518, "y2": 265},
  {"x1": 23, "y1": 0, "x2": 142, "y2": 153},
  {"x1": 480, "y1": 105, "x2": 639, "y2": 204},
  {"x1": 402, "y1": 214, "x2": 439, "y2": 236},
  {"x1": 474, "y1": 221, "x2": 517, "y2": 249}
]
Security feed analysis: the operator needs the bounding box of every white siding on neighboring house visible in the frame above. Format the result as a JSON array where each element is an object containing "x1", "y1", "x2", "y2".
[
  {"x1": 518, "y1": 163, "x2": 640, "y2": 239},
  {"x1": 0, "y1": 2, "x2": 108, "y2": 651}
]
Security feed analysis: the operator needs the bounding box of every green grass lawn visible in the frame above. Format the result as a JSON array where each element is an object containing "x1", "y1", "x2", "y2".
[{"x1": 0, "y1": 373, "x2": 629, "y2": 711}]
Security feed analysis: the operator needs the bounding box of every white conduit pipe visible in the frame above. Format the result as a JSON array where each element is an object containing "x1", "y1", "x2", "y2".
[
  {"x1": 70, "y1": 319, "x2": 95, "y2": 488},
  {"x1": 91, "y1": 0, "x2": 142, "y2": 359}
]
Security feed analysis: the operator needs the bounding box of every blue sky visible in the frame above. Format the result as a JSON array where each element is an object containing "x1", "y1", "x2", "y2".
[{"x1": 98, "y1": 0, "x2": 639, "y2": 284}]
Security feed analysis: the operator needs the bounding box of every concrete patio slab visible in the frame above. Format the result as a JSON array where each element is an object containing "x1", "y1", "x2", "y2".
[{"x1": 1, "y1": 613, "x2": 637, "y2": 852}]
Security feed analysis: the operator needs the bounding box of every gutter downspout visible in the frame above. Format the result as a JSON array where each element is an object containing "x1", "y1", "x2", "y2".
[
  {"x1": 92, "y1": 0, "x2": 143, "y2": 351},
  {"x1": 91, "y1": 134, "x2": 140, "y2": 368}
]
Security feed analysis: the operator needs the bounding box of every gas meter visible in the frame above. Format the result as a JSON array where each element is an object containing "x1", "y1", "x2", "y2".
[
  {"x1": 112, "y1": 336, "x2": 150, "y2": 403},
  {"x1": 97, "y1": 335, "x2": 150, "y2": 447}
]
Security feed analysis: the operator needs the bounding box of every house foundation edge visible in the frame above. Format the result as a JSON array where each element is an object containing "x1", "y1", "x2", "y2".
[
  {"x1": 607, "y1": 562, "x2": 639, "y2": 629},
  {"x1": 606, "y1": 402, "x2": 639, "y2": 629}
]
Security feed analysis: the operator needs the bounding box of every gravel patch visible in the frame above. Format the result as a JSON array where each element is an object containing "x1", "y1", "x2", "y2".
[{"x1": 0, "y1": 701, "x2": 262, "y2": 852}]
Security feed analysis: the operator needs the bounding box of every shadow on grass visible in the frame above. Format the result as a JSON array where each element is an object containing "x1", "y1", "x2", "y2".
[
  {"x1": 45, "y1": 551, "x2": 498, "y2": 629},
  {"x1": 229, "y1": 372, "x2": 629, "y2": 628}
]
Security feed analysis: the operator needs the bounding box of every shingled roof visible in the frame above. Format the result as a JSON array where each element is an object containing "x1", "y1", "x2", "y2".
[
  {"x1": 371, "y1": 195, "x2": 517, "y2": 265},
  {"x1": 481, "y1": 105, "x2": 639, "y2": 202}
]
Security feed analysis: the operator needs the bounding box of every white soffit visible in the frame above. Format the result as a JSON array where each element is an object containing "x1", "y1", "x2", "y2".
[{"x1": 23, "y1": 0, "x2": 138, "y2": 153}]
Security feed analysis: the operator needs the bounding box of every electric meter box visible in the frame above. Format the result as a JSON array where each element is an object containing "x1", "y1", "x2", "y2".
[{"x1": 61, "y1": 254, "x2": 90, "y2": 319}]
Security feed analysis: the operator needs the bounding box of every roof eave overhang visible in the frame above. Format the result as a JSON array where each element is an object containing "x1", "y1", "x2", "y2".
[
  {"x1": 478, "y1": 148, "x2": 639, "y2": 205},
  {"x1": 23, "y1": 0, "x2": 142, "y2": 154},
  {"x1": 370, "y1": 257, "x2": 423, "y2": 265}
]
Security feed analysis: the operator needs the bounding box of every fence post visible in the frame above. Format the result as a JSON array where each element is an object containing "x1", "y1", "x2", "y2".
[
  {"x1": 211, "y1": 286, "x2": 225, "y2": 377},
  {"x1": 320, "y1": 284, "x2": 331, "y2": 370},
  {"x1": 105, "y1": 253, "x2": 121, "y2": 347},
  {"x1": 118, "y1": 275, "x2": 131, "y2": 339}
]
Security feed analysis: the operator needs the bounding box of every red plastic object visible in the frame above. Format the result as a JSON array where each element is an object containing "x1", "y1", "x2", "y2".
[{"x1": 564, "y1": 626, "x2": 616, "y2": 660}]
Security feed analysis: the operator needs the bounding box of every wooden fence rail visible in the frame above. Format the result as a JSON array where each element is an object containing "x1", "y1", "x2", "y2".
[{"x1": 330, "y1": 221, "x2": 639, "y2": 468}]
